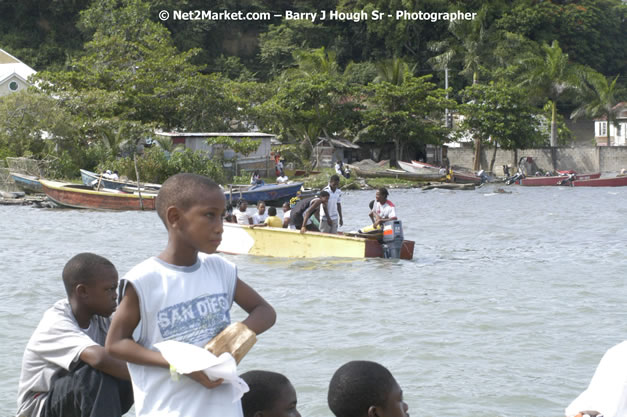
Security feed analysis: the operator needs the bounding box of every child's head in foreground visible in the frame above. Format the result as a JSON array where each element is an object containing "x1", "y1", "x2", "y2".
[
  {"x1": 241, "y1": 370, "x2": 300, "y2": 417},
  {"x1": 62, "y1": 252, "x2": 119, "y2": 317},
  {"x1": 328, "y1": 361, "x2": 409, "y2": 417},
  {"x1": 156, "y1": 173, "x2": 225, "y2": 253}
]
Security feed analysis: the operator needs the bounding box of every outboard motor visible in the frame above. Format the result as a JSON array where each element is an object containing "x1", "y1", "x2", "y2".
[{"x1": 381, "y1": 220, "x2": 404, "y2": 259}]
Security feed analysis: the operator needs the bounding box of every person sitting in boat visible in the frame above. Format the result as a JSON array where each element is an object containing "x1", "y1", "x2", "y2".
[
  {"x1": 16, "y1": 253, "x2": 133, "y2": 417},
  {"x1": 102, "y1": 170, "x2": 119, "y2": 180},
  {"x1": 281, "y1": 202, "x2": 292, "y2": 229},
  {"x1": 240, "y1": 370, "x2": 301, "y2": 417},
  {"x1": 250, "y1": 171, "x2": 264, "y2": 186},
  {"x1": 289, "y1": 190, "x2": 331, "y2": 234},
  {"x1": 250, "y1": 207, "x2": 283, "y2": 229},
  {"x1": 358, "y1": 187, "x2": 397, "y2": 234},
  {"x1": 252, "y1": 201, "x2": 268, "y2": 225},
  {"x1": 235, "y1": 199, "x2": 253, "y2": 225},
  {"x1": 276, "y1": 174, "x2": 289, "y2": 184}
]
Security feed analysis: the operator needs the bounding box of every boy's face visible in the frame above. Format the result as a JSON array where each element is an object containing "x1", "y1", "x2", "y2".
[
  {"x1": 258, "y1": 202, "x2": 266, "y2": 214},
  {"x1": 376, "y1": 381, "x2": 409, "y2": 417},
  {"x1": 84, "y1": 266, "x2": 119, "y2": 318},
  {"x1": 177, "y1": 188, "x2": 226, "y2": 254},
  {"x1": 264, "y1": 382, "x2": 300, "y2": 417},
  {"x1": 375, "y1": 191, "x2": 386, "y2": 203}
]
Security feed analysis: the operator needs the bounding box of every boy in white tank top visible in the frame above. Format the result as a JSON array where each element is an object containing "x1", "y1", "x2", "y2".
[{"x1": 105, "y1": 173, "x2": 276, "y2": 417}]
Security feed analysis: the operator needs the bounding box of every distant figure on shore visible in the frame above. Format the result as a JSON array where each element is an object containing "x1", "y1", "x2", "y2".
[
  {"x1": 16, "y1": 253, "x2": 133, "y2": 417},
  {"x1": 241, "y1": 370, "x2": 301, "y2": 417},
  {"x1": 328, "y1": 360, "x2": 409, "y2": 417},
  {"x1": 335, "y1": 161, "x2": 350, "y2": 179}
]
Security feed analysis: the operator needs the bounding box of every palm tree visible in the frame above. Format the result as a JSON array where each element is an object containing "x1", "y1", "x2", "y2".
[
  {"x1": 571, "y1": 70, "x2": 621, "y2": 146},
  {"x1": 373, "y1": 57, "x2": 412, "y2": 86},
  {"x1": 518, "y1": 40, "x2": 578, "y2": 147}
]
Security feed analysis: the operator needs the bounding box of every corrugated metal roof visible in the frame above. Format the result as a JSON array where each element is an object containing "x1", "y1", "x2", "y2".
[
  {"x1": 155, "y1": 131, "x2": 276, "y2": 138},
  {"x1": 317, "y1": 137, "x2": 360, "y2": 149}
]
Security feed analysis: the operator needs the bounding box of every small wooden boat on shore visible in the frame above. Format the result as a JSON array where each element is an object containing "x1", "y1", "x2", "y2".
[
  {"x1": 10, "y1": 172, "x2": 43, "y2": 193},
  {"x1": 409, "y1": 161, "x2": 483, "y2": 184},
  {"x1": 218, "y1": 223, "x2": 415, "y2": 260},
  {"x1": 517, "y1": 172, "x2": 601, "y2": 186},
  {"x1": 40, "y1": 180, "x2": 156, "y2": 210},
  {"x1": 349, "y1": 164, "x2": 446, "y2": 181},
  {"x1": 224, "y1": 182, "x2": 304, "y2": 206},
  {"x1": 398, "y1": 160, "x2": 445, "y2": 176},
  {"x1": 571, "y1": 175, "x2": 627, "y2": 187},
  {"x1": 80, "y1": 169, "x2": 161, "y2": 191}
]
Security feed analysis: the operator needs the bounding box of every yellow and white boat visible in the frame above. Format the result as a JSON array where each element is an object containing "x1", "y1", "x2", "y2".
[{"x1": 218, "y1": 223, "x2": 414, "y2": 260}]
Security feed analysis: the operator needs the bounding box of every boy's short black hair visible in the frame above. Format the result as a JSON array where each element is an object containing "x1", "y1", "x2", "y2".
[
  {"x1": 327, "y1": 361, "x2": 396, "y2": 417},
  {"x1": 319, "y1": 190, "x2": 330, "y2": 198},
  {"x1": 330, "y1": 174, "x2": 340, "y2": 182},
  {"x1": 378, "y1": 187, "x2": 389, "y2": 197},
  {"x1": 241, "y1": 370, "x2": 291, "y2": 417},
  {"x1": 156, "y1": 173, "x2": 222, "y2": 226},
  {"x1": 268, "y1": 206, "x2": 277, "y2": 216},
  {"x1": 62, "y1": 253, "x2": 116, "y2": 296}
]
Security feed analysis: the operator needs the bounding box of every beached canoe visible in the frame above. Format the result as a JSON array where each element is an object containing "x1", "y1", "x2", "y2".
[
  {"x1": 10, "y1": 172, "x2": 43, "y2": 193},
  {"x1": 40, "y1": 179, "x2": 156, "y2": 210},
  {"x1": 409, "y1": 161, "x2": 483, "y2": 184},
  {"x1": 224, "y1": 182, "x2": 304, "y2": 206},
  {"x1": 348, "y1": 165, "x2": 446, "y2": 181},
  {"x1": 517, "y1": 172, "x2": 601, "y2": 186},
  {"x1": 218, "y1": 223, "x2": 415, "y2": 260},
  {"x1": 80, "y1": 169, "x2": 162, "y2": 191},
  {"x1": 571, "y1": 175, "x2": 627, "y2": 187}
]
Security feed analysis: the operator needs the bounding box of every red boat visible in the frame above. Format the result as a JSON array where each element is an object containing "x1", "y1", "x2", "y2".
[
  {"x1": 40, "y1": 179, "x2": 156, "y2": 210},
  {"x1": 571, "y1": 175, "x2": 627, "y2": 187},
  {"x1": 517, "y1": 172, "x2": 601, "y2": 186}
]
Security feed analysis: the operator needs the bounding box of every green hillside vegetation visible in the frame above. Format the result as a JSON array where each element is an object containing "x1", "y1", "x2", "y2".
[{"x1": 1, "y1": 0, "x2": 626, "y2": 181}]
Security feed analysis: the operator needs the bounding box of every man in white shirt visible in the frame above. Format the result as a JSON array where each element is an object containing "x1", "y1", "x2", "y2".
[
  {"x1": 320, "y1": 175, "x2": 343, "y2": 234},
  {"x1": 359, "y1": 187, "x2": 397, "y2": 234}
]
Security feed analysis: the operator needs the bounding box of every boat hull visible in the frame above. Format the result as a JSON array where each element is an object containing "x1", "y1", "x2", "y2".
[
  {"x1": 518, "y1": 173, "x2": 601, "y2": 186},
  {"x1": 218, "y1": 223, "x2": 414, "y2": 260},
  {"x1": 40, "y1": 180, "x2": 156, "y2": 210},
  {"x1": 572, "y1": 175, "x2": 627, "y2": 187},
  {"x1": 349, "y1": 165, "x2": 445, "y2": 181},
  {"x1": 224, "y1": 182, "x2": 304, "y2": 206},
  {"x1": 10, "y1": 172, "x2": 43, "y2": 193}
]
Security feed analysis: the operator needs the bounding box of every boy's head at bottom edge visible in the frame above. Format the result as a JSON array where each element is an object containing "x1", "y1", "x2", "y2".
[
  {"x1": 328, "y1": 361, "x2": 409, "y2": 417},
  {"x1": 241, "y1": 370, "x2": 300, "y2": 417},
  {"x1": 156, "y1": 173, "x2": 226, "y2": 254},
  {"x1": 62, "y1": 252, "x2": 119, "y2": 318}
]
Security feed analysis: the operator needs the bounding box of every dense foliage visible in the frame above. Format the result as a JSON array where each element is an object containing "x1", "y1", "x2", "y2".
[{"x1": 1, "y1": 0, "x2": 626, "y2": 177}]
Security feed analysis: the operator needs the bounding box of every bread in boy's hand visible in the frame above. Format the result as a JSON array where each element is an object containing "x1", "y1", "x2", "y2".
[{"x1": 204, "y1": 322, "x2": 257, "y2": 364}]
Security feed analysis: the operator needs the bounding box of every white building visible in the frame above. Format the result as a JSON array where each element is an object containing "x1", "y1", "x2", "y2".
[
  {"x1": 594, "y1": 103, "x2": 627, "y2": 146},
  {"x1": 0, "y1": 48, "x2": 36, "y2": 97}
]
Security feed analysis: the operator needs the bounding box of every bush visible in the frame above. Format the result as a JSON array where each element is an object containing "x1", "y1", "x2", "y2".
[{"x1": 103, "y1": 147, "x2": 226, "y2": 184}]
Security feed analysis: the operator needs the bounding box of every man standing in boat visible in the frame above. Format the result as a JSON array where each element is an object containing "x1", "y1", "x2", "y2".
[
  {"x1": 320, "y1": 175, "x2": 343, "y2": 234},
  {"x1": 290, "y1": 191, "x2": 331, "y2": 233}
]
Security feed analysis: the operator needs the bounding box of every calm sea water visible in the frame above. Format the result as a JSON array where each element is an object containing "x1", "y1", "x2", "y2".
[{"x1": 1, "y1": 185, "x2": 626, "y2": 417}]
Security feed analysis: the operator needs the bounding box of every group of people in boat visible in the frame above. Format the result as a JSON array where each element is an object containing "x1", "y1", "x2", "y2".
[
  {"x1": 15, "y1": 172, "x2": 409, "y2": 417},
  {"x1": 227, "y1": 174, "x2": 397, "y2": 235}
]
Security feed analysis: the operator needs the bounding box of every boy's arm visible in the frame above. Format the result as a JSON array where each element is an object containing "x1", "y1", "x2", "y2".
[
  {"x1": 105, "y1": 284, "x2": 168, "y2": 368},
  {"x1": 105, "y1": 284, "x2": 224, "y2": 389},
  {"x1": 233, "y1": 278, "x2": 276, "y2": 335},
  {"x1": 80, "y1": 345, "x2": 130, "y2": 380}
]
